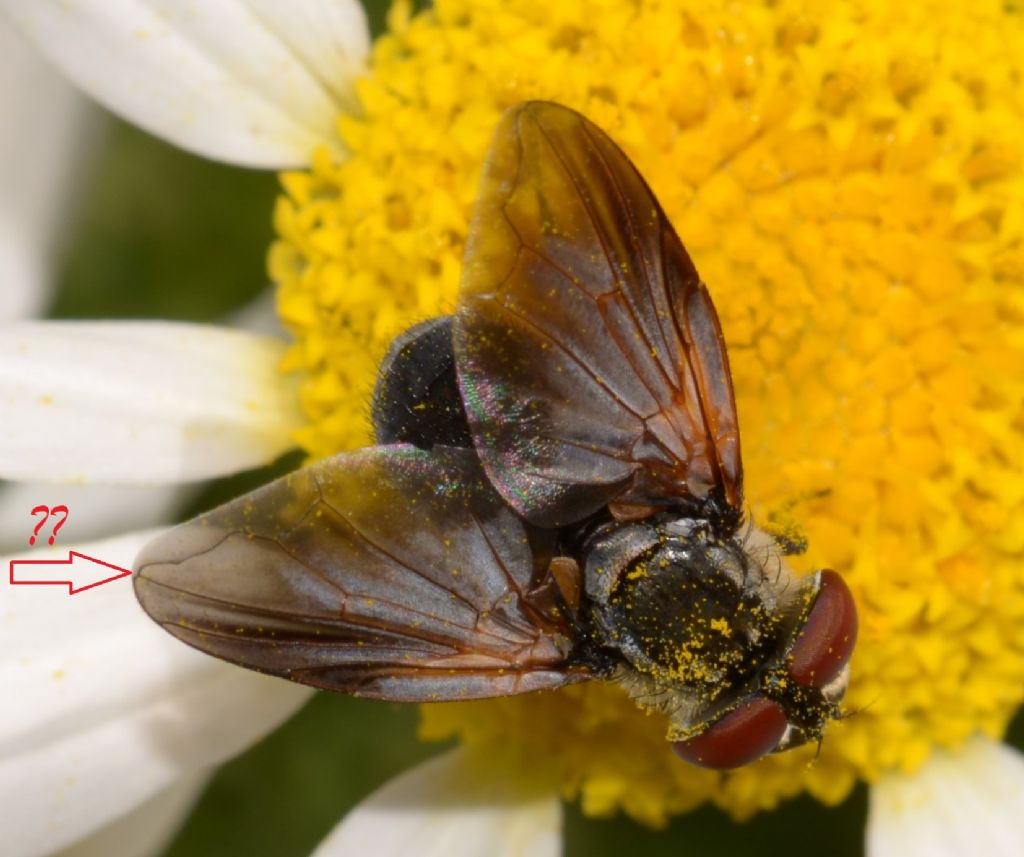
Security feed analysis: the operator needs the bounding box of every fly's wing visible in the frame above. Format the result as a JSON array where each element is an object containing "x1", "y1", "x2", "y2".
[
  {"x1": 133, "y1": 446, "x2": 586, "y2": 701},
  {"x1": 454, "y1": 101, "x2": 742, "y2": 527}
]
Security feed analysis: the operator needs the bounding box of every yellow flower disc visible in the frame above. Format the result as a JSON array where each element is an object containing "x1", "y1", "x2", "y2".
[{"x1": 270, "y1": 0, "x2": 1024, "y2": 823}]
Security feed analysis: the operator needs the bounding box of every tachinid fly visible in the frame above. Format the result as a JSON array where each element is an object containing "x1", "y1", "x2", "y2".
[{"x1": 134, "y1": 101, "x2": 858, "y2": 769}]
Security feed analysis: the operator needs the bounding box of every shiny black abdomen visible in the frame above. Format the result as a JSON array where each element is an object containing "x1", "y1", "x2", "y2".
[{"x1": 371, "y1": 316, "x2": 473, "y2": 449}]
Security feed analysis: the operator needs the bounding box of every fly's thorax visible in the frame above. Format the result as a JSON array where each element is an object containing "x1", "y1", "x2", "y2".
[{"x1": 581, "y1": 519, "x2": 818, "y2": 730}]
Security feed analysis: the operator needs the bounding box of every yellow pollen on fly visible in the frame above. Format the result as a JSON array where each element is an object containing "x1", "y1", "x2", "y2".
[
  {"x1": 270, "y1": 0, "x2": 1024, "y2": 826},
  {"x1": 710, "y1": 618, "x2": 732, "y2": 637}
]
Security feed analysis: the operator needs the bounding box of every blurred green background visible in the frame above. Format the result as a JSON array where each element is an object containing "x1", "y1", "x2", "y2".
[{"x1": 46, "y1": 0, "x2": 1024, "y2": 854}]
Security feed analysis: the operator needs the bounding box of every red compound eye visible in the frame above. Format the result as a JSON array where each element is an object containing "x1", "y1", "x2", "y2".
[
  {"x1": 788, "y1": 569, "x2": 858, "y2": 689},
  {"x1": 672, "y1": 696, "x2": 788, "y2": 769}
]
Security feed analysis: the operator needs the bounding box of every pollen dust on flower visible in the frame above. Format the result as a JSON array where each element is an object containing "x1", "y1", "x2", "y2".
[{"x1": 269, "y1": 0, "x2": 1024, "y2": 825}]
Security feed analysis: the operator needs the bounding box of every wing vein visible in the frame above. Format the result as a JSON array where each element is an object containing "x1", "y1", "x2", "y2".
[
  {"x1": 490, "y1": 300, "x2": 683, "y2": 466},
  {"x1": 315, "y1": 496, "x2": 485, "y2": 616},
  {"x1": 580, "y1": 126, "x2": 659, "y2": 318},
  {"x1": 146, "y1": 568, "x2": 520, "y2": 656},
  {"x1": 580, "y1": 120, "x2": 681, "y2": 392},
  {"x1": 529, "y1": 115, "x2": 625, "y2": 293}
]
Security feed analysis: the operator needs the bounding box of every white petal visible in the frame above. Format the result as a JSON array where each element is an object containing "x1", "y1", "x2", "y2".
[
  {"x1": 0, "y1": 481, "x2": 191, "y2": 554},
  {"x1": 0, "y1": 15, "x2": 99, "y2": 320},
  {"x1": 0, "y1": 530, "x2": 313, "y2": 857},
  {"x1": 1, "y1": 0, "x2": 369, "y2": 168},
  {"x1": 0, "y1": 208, "x2": 48, "y2": 322},
  {"x1": 866, "y1": 736, "x2": 1024, "y2": 857},
  {"x1": 53, "y1": 770, "x2": 209, "y2": 857},
  {"x1": 313, "y1": 749, "x2": 562, "y2": 857},
  {"x1": 0, "y1": 320, "x2": 303, "y2": 484}
]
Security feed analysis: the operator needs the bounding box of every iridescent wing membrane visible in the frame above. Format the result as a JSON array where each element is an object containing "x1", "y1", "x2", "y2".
[
  {"x1": 455, "y1": 101, "x2": 743, "y2": 526},
  {"x1": 134, "y1": 446, "x2": 583, "y2": 700}
]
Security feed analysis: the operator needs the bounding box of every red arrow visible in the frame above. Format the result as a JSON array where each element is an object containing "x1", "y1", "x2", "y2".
[{"x1": 9, "y1": 551, "x2": 132, "y2": 594}]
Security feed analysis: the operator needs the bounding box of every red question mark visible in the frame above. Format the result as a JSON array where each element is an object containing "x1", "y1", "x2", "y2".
[
  {"x1": 29, "y1": 505, "x2": 50, "y2": 546},
  {"x1": 48, "y1": 505, "x2": 69, "y2": 545}
]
